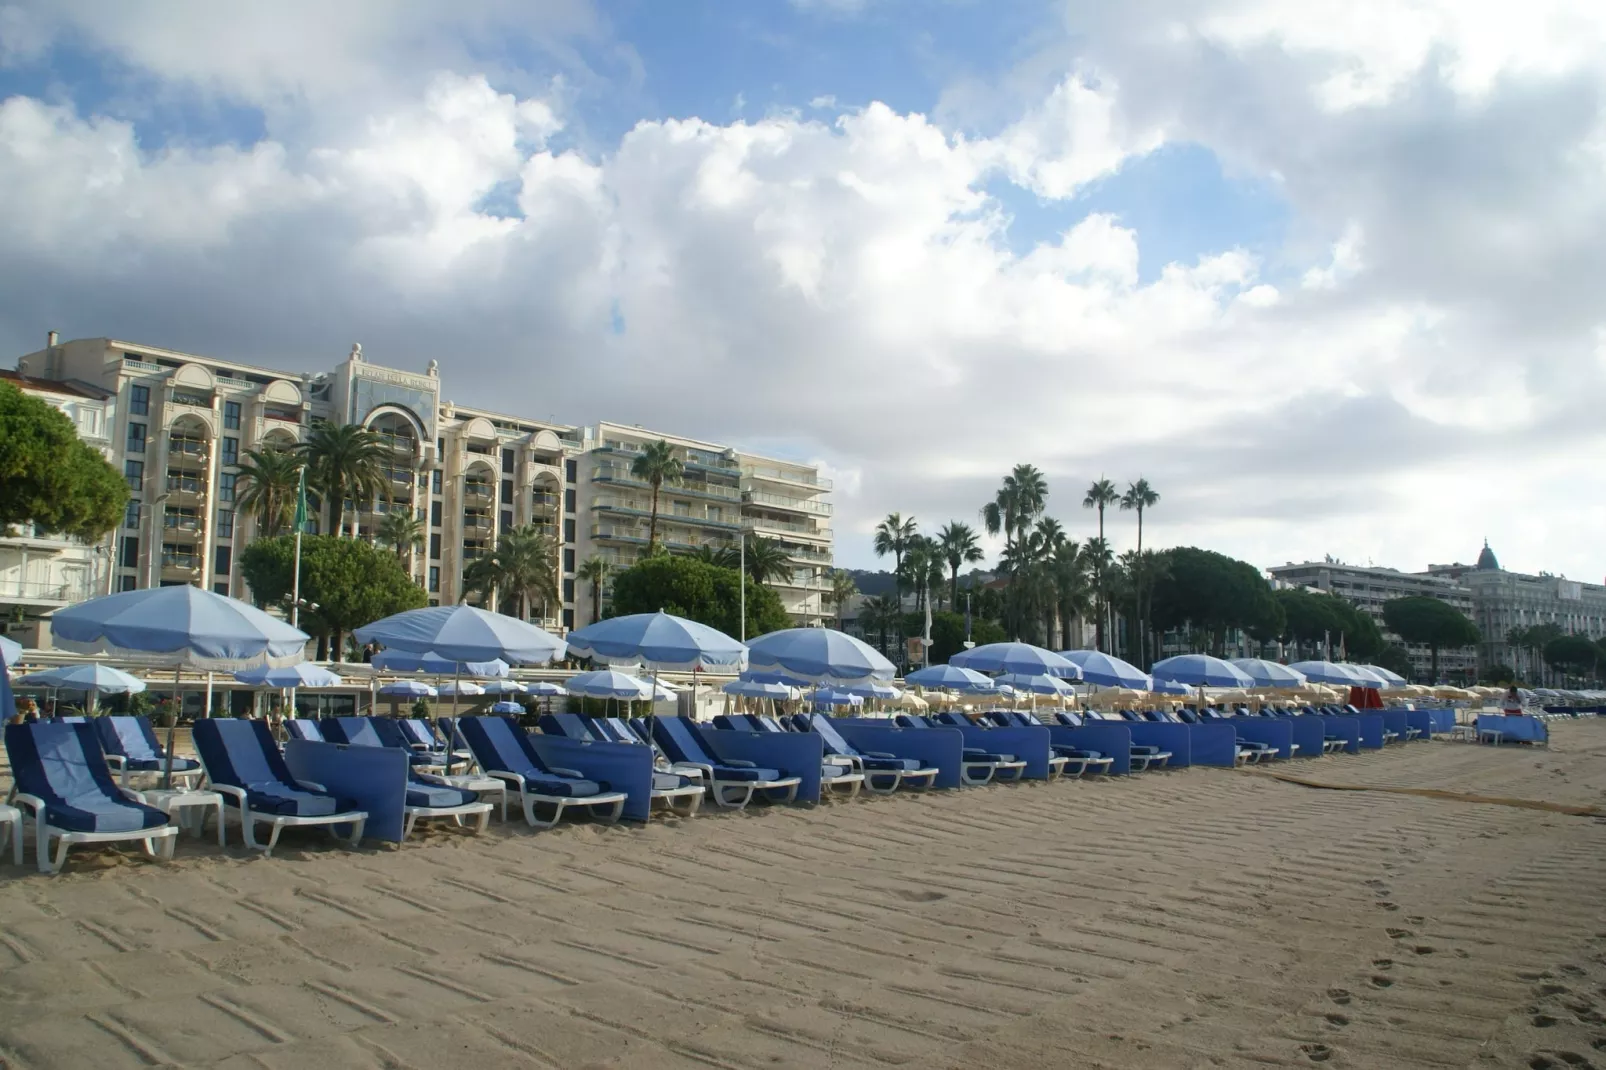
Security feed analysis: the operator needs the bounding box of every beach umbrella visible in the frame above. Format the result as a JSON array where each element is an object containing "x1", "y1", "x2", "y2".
[
  {"x1": 370, "y1": 650, "x2": 510, "y2": 677},
  {"x1": 1150, "y1": 655, "x2": 1255, "y2": 689},
  {"x1": 480, "y1": 680, "x2": 528, "y2": 695},
  {"x1": 1229, "y1": 658, "x2": 1308, "y2": 689},
  {"x1": 746, "y1": 628, "x2": 894, "y2": 684},
  {"x1": 489, "y1": 701, "x2": 524, "y2": 713},
  {"x1": 1288, "y1": 661, "x2": 1381, "y2": 689},
  {"x1": 0, "y1": 635, "x2": 20, "y2": 667},
  {"x1": 994, "y1": 672, "x2": 1075, "y2": 696},
  {"x1": 813, "y1": 689, "x2": 863, "y2": 708},
  {"x1": 905, "y1": 664, "x2": 995, "y2": 692},
  {"x1": 895, "y1": 691, "x2": 929, "y2": 709},
  {"x1": 379, "y1": 680, "x2": 438, "y2": 697},
  {"x1": 235, "y1": 663, "x2": 344, "y2": 688},
  {"x1": 52, "y1": 586, "x2": 309, "y2": 786},
  {"x1": 1150, "y1": 679, "x2": 1192, "y2": 696},
  {"x1": 1059, "y1": 650, "x2": 1149, "y2": 689},
  {"x1": 846, "y1": 681, "x2": 902, "y2": 700},
  {"x1": 566, "y1": 611, "x2": 746, "y2": 671},
  {"x1": 722, "y1": 680, "x2": 800, "y2": 700},
  {"x1": 438, "y1": 681, "x2": 486, "y2": 697},
  {"x1": 566, "y1": 668, "x2": 656, "y2": 700},
  {"x1": 950, "y1": 642, "x2": 1079, "y2": 679},
  {"x1": 17, "y1": 663, "x2": 147, "y2": 715},
  {"x1": 526, "y1": 681, "x2": 568, "y2": 697},
  {"x1": 1358, "y1": 664, "x2": 1407, "y2": 688}
]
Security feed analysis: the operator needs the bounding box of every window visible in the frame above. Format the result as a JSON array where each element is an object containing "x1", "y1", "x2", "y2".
[
  {"x1": 223, "y1": 400, "x2": 241, "y2": 430},
  {"x1": 119, "y1": 575, "x2": 138, "y2": 592},
  {"x1": 216, "y1": 508, "x2": 234, "y2": 539},
  {"x1": 563, "y1": 518, "x2": 575, "y2": 543},
  {"x1": 562, "y1": 578, "x2": 575, "y2": 603},
  {"x1": 431, "y1": 469, "x2": 442, "y2": 495},
  {"x1": 428, "y1": 566, "x2": 440, "y2": 593},
  {"x1": 564, "y1": 488, "x2": 576, "y2": 512},
  {"x1": 430, "y1": 533, "x2": 441, "y2": 560},
  {"x1": 430, "y1": 500, "x2": 442, "y2": 527},
  {"x1": 124, "y1": 459, "x2": 144, "y2": 491},
  {"x1": 121, "y1": 536, "x2": 139, "y2": 568},
  {"x1": 217, "y1": 472, "x2": 236, "y2": 502},
  {"x1": 221, "y1": 436, "x2": 238, "y2": 466},
  {"x1": 129, "y1": 384, "x2": 149, "y2": 416},
  {"x1": 673, "y1": 502, "x2": 692, "y2": 517},
  {"x1": 124, "y1": 501, "x2": 141, "y2": 529},
  {"x1": 563, "y1": 548, "x2": 575, "y2": 573},
  {"x1": 214, "y1": 582, "x2": 230, "y2": 596},
  {"x1": 562, "y1": 608, "x2": 574, "y2": 630},
  {"x1": 565, "y1": 459, "x2": 577, "y2": 483},
  {"x1": 126, "y1": 421, "x2": 146, "y2": 454},
  {"x1": 502, "y1": 449, "x2": 515, "y2": 474},
  {"x1": 215, "y1": 545, "x2": 231, "y2": 575},
  {"x1": 500, "y1": 479, "x2": 513, "y2": 505}
]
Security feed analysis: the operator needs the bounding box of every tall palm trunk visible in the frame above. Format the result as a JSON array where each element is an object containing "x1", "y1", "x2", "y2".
[
  {"x1": 1133, "y1": 507, "x2": 1144, "y2": 664},
  {"x1": 1095, "y1": 504, "x2": 1106, "y2": 652},
  {"x1": 949, "y1": 566, "x2": 959, "y2": 613},
  {"x1": 647, "y1": 480, "x2": 661, "y2": 548}
]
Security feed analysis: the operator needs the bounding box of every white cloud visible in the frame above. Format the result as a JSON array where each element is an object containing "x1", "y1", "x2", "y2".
[{"x1": 987, "y1": 75, "x2": 1163, "y2": 198}]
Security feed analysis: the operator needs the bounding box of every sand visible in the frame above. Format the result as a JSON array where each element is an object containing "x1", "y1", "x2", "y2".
[{"x1": 3, "y1": 725, "x2": 1606, "y2": 1069}]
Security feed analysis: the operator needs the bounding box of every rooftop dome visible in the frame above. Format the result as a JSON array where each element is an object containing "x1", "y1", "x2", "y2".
[{"x1": 1476, "y1": 539, "x2": 1500, "y2": 571}]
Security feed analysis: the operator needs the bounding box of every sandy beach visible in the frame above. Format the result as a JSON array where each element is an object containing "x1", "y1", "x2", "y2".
[{"x1": 2, "y1": 726, "x2": 1605, "y2": 1070}]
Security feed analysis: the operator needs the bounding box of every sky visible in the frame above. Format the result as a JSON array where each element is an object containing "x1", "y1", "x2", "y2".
[{"x1": 2, "y1": 0, "x2": 1604, "y2": 580}]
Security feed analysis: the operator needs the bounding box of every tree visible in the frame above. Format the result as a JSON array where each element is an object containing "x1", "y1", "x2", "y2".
[
  {"x1": 1381, "y1": 596, "x2": 1481, "y2": 682},
  {"x1": 1543, "y1": 634, "x2": 1600, "y2": 682},
  {"x1": 1148, "y1": 547, "x2": 1282, "y2": 655},
  {"x1": 296, "y1": 422, "x2": 388, "y2": 536},
  {"x1": 902, "y1": 609, "x2": 1006, "y2": 665},
  {"x1": 460, "y1": 524, "x2": 561, "y2": 621},
  {"x1": 1050, "y1": 539, "x2": 1091, "y2": 651},
  {"x1": 234, "y1": 446, "x2": 304, "y2": 539},
  {"x1": 609, "y1": 552, "x2": 788, "y2": 639},
  {"x1": 577, "y1": 555, "x2": 612, "y2": 624},
  {"x1": 858, "y1": 593, "x2": 904, "y2": 656},
  {"x1": 741, "y1": 533, "x2": 792, "y2": 585},
  {"x1": 1481, "y1": 663, "x2": 1517, "y2": 686},
  {"x1": 936, "y1": 521, "x2": 983, "y2": 611},
  {"x1": 873, "y1": 513, "x2": 918, "y2": 587},
  {"x1": 901, "y1": 534, "x2": 943, "y2": 614},
  {"x1": 1523, "y1": 623, "x2": 1564, "y2": 686},
  {"x1": 240, "y1": 534, "x2": 426, "y2": 659},
  {"x1": 826, "y1": 569, "x2": 859, "y2": 629},
  {"x1": 1373, "y1": 642, "x2": 1414, "y2": 682},
  {"x1": 0, "y1": 382, "x2": 126, "y2": 540},
  {"x1": 629, "y1": 440, "x2": 683, "y2": 551},
  {"x1": 373, "y1": 508, "x2": 424, "y2": 576},
  {"x1": 1082, "y1": 477, "x2": 1120, "y2": 650},
  {"x1": 1119, "y1": 478, "x2": 1160, "y2": 661},
  {"x1": 981, "y1": 464, "x2": 1048, "y2": 553}
]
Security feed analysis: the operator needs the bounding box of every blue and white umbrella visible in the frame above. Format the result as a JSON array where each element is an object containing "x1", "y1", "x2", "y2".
[
  {"x1": 480, "y1": 680, "x2": 528, "y2": 695},
  {"x1": 438, "y1": 681, "x2": 486, "y2": 697},
  {"x1": 565, "y1": 611, "x2": 746, "y2": 671},
  {"x1": 1357, "y1": 664, "x2": 1407, "y2": 688},
  {"x1": 846, "y1": 681, "x2": 902, "y2": 700},
  {"x1": 235, "y1": 663, "x2": 344, "y2": 688},
  {"x1": 1288, "y1": 661, "x2": 1382, "y2": 689},
  {"x1": 746, "y1": 628, "x2": 895, "y2": 684},
  {"x1": 379, "y1": 680, "x2": 438, "y2": 697},
  {"x1": 1228, "y1": 658, "x2": 1308, "y2": 689},
  {"x1": 490, "y1": 700, "x2": 525, "y2": 713},
  {"x1": 370, "y1": 650, "x2": 510, "y2": 677},
  {"x1": 566, "y1": 668, "x2": 656, "y2": 700},
  {"x1": 18, "y1": 663, "x2": 147, "y2": 694},
  {"x1": 905, "y1": 664, "x2": 995, "y2": 692},
  {"x1": 355, "y1": 605, "x2": 565, "y2": 666},
  {"x1": 741, "y1": 668, "x2": 814, "y2": 688},
  {"x1": 813, "y1": 688, "x2": 864, "y2": 708},
  {"x1": 1150, "y1": 655, "x2": 1255, "y2": 689},
  {"x1": 527, "y1": 680, "x2": 568, "y2": 697},
  {"x1": 723, "y1": 679, "x2": 800, "y2": 700},
  {"x1": 1343, "y1": 663, "x2": 1394, "y2": 688},
  {"x1": 1059, "y1": 650, "x2": 1150, "y2": 689},
  {"x1": 0, "y1": 635, "x2": 21, "y2": 667},
  {"x1": 1151, "y1": 679, "x2": 1192, "y2": 696},
  {"x1": 994, "y1": 672, "x2": 1075, "y2": 696},
  {"x1": 950, "y1": 642, "x2": 1080, "y2": 679}
]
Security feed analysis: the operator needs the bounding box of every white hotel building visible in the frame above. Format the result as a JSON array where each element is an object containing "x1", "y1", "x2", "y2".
[{"x1": 5, "y1": 335, "x2": 833, "y2": 633}]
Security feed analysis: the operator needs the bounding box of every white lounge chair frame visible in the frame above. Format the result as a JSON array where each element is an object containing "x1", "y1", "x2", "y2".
[
  {"x1": 669, "y1": 760, "x2": 800, "y2": 810},
  {"x1": 402, "y1": 799, "x2": 494, "y2": 839},
  {"x1": 0, "y1": 802, "x2": 25, "y2": 865},
  {"x1": 483, "y1": 768, "x2": 629, "y2": 829},
  {"x1": 204, "y1": 781, "x2": 367, "y2": 857},
  {"x1": 1128, "y1": 749, "x2": 1172, "y2": 772},
  {"x1": 11, "y1": 791, "x2": 178, "y2": 874},
  {"x1": 1056, "y1": 753, "x2": 1114, "y2": 777},
  {"x1": 103, "y1": 753, "x2": 203, "y2": 789},
  {"x1": 828, "y1": 753, "x2": 940, "y2": 794},
  {"x1": 652, "y1": 782, "x2": 705, "y2": 816},
  {"x1": 820, "y1": 768, "x2": 866, "y2": 799}
]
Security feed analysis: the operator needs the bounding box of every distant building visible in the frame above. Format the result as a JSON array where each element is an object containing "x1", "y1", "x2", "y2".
[
  {"x1": 1427, "y1": 542, "x2": 1606, "y2": 670},
  {"x1": 1267, "y1": 559, "x2": 1477, "y2": 681}
]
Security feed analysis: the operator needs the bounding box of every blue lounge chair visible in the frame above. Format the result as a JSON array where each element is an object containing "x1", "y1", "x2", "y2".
[
  {"x1": 802, "y1": 713, "x2": 939, "y2": 793},
  {"x1": 714, "y1": 714, "x2": 866, "y2": 798},
  {"x1": 5, "y1": 721, "x2": 178, "y2": 873},
  {"x1": 319, "y1": 718, "x2": 493, "y2": 836},
  {"x1": 934, "y1": 710, "x2": 1067, "y2": 778},
  {"x1": 1053, "y1": 711, "x2": 1170, "y2": 771},
  {"x1": 988, "y1": 710, "x2": 1114, "y2": 776},
  {"x1": 456, "y1": 716, "x2": 628, "y2": 828},
  {"x1": 894, "y1": 714, "x2": 1026, "y2": 785},
  {"x1": 284, "y1": 718, "x2": 325, "y2": 742},
  {"x1": 647, "y1": 716, "x2": 802, "y2": 809},
  {"x1": 538, "y1": 714, "x2": 705, "y2": 816},
  {"x1": 192, "y1": 719, "x2": 368, "y2": 855},
  {"x1": 398, "y1": 717, "x2": 474, "y2": 765},
  {"x1": 94, "y1": 714, "x2": 205, "y2": 787}
]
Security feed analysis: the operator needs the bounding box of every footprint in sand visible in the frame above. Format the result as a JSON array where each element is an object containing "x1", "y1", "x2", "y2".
[
  {"x1": 1413, "y1": 946, "x2": 1437, "y2": 956},
  {"x1": 1300, "y1": 1042, "x2": 1334, "y2": 1062},
  {"x1": 892, "y1": 889, "x2": 946, "y2": 903},
  {"x1": 1378, "y1": 902, "x2": 1401, "y2": 912},
  {"x1": 1387, "y1": 928, "x2": 1414, "y2": 939},
  {"x1": 1373, "y1": 958, "x2": 1395, "y2": 969},
  {"x1": 1533, "y1": 1014, "x2": 1560, "y2": 1028},
  {"x1": 1324, "y1": 1013, "x2": 1350, "y2": 1027},
  {"x1": 1327, "y1": 988, "x2": 1353, "y2": 1005},
  {"x1": 1561, "y1": 965, "x2": 1587, "y2": 976},
  {"x1": 1592, "y1": 1038, "x2": 1606, "y2": 1051},
  {"x1": 1456, "y1": 949, "x2": 1471, "y2": 959},
  {"x1": 1523, "y1": 971, "x2": 1557, "y2": 981},
  {"x1": 1370, "y1": 975, "x2": 1395, "y2": 989},
  {"x1": 1538, "y1": 983, "x2": 1572, "y2": 997}
]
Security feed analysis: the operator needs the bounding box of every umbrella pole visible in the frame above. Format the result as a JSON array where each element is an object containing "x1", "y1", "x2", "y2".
[
  {"x1": 205, "y1": 672, "x2": 214, "y2": 719},
  {"x1": 164, "y1": 667, "x2": 181, "y2": 790}
]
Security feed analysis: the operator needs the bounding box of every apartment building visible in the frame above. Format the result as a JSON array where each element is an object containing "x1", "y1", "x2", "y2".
[
  {"x1": 9, "y1": 335, "x2": 834, "y2": 631},
  {"x1": 1427, "y1": 543, "x2": 1606, "y2": 668}
]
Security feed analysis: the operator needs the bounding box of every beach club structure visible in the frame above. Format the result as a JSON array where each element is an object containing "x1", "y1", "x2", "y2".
[{"x1": 0, "y1": 590, "x2": 1567, "y2": 872}]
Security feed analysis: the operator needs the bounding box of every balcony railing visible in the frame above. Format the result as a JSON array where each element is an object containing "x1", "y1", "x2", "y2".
[
  {"x1": 375, "y1": 432, "x2": 415, "y2": 453},
  {"x1": 263, "y1": 407, "x2": 303, "y2": 425},
  {"x1": 163, "y1": 515, "x2": 202, "y2": 533},
  {"x1": 162, "y1": 551, "x2": 201, "y2": 571},
  {"x1": 171, "y1": 390, "x2": 213, "y2": 409},
  {"x1": 0, "y1": 576, "x2": 96, "y2": 603},
  {"x1": 742, "y1": 464, "x2": 832, "y2": 490},
  {"x1": 591, "y1": 465, "x2": 741, "y2": 501},
  {"x1": 463, "y1": 481, "x2": 493, "y2": 501},
  {"x1": 742, "y1": 515, "x2": 821, "y2": 537},
  {"x1": 531, "y1": 493, "x2": 560, "y2": 511},
  {"x1": 168, "y1": 436, "x2": 208, "y2": 458},
  {"x1": 462, "y1": 544, "x2": 489, "y2": 561},
  {"x1": 744, "y1": 490, "x2": 833, "y2": 516},
  {"x1": 166, "y1": 474, "x2": 207, "y2": 496},
  {"x1": 463, "y1": 514, "x2": 493, "y2": 531}
]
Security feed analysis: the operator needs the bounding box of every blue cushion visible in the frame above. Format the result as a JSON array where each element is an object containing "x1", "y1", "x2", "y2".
[
  {"x1": 861, "y1": 756, "x2": 921, "y2": 772},
  {"x1": 4, "y1": 722, "x2": 169, "y2": 833},
  {"x1": 711, "y1": 764, "x2": 781, "y2": 782},
  {"x1": 121, "y1": 756, "x2": 201, "y2": 772},
  {"x1": 652, "y1": 772, "x2": 694, "y2": 791},
  {"x1": 193, "y1": 719, "x2": 359, "y2": 816},
  {"x1": 405, "y1": 780, "x2": 478, "y2": 808},
  {"x1": 526, "y1": 776, "x2": 601, "y2": 797}
]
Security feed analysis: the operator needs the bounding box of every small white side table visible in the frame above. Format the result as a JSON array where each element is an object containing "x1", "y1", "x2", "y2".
[
  {"x1": 430, "y1": 774, "x2": 508, "y2": 823},
  {"x1": 137, "y1": 789, "x2": 226, "y2": 845}
]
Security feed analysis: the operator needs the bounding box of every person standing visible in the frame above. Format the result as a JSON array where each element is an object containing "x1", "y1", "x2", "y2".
[{"x1": 1501, "y1": 685, "x2": 1524, "y2": 716}]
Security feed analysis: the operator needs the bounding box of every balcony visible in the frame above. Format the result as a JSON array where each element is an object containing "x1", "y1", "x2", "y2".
[
  {"x1": 594, "y1": 498, "x2": 740, "y2": 530},
  {"x1": 462, "y1": 543, "x2": 489, "y2": 561},
  {"x1": 592, "y1": 523, "x2": 648, "y2": 546},
  {"x1": 591, "y1": 465, "x2": 741, "y2": 502},
  {"x1": 463, "y1": 480, "x2": 494, "y2": 504},
  {"x1": 375, "y1": 432, "x2": 416, "y2": 454},
  {"x1": 742, "y1": 464, "x2": 832, "y2": 491},
  {"x1": 166, "y1": 473, "x2": 208, "y2": 501},
  {"x1": 161, "y1": 550, "x2": 202, "y2": 572},
  {"x1": 168, "y1": 436, "x2": 208, "y2": 459},
  {"x1": 743, "y1": 514, "x2": 824, "y2": 538},
  {"x1": 462, "y1": 513, "x2": 493, "y2": 532},
  {"x1": 744, "y1": 489, "x2": 832, "y2": 516},
  {"x1": 531, "y1": 492, "x2": 560, "y2": 514},
  {"x1": 163, "y1": 513, "x2": 203, "y2": 537}
]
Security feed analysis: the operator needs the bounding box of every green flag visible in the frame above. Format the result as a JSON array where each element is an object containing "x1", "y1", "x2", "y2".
[{"x1": 293, "y1": 468, "x2": 308, "y2": 534}]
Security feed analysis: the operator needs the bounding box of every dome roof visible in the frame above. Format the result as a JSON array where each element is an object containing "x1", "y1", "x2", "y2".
[{"x1": 1476, "y1": 539, "x2": 1500, "y2": 571}]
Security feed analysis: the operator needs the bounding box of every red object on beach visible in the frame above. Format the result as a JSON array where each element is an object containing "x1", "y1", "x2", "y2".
[{"x1": 1348, "y1": 686, "x2": 1383, "y2": 709}]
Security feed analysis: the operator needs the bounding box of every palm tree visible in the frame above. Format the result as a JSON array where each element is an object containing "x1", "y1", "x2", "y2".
[
  {"x1": 937, "y1": 521, "x2": 984, "y2": 611},
  {"x1": 826, "y1": 569, "x2": 859, "y2": 629},
  {"x1": 374, "y1": 508, "x2": 424, "y2": 580},
  {"x1": 234, "y1": 446, "x2": 303, "y2": 538},
  {"x1": 742, "y1": 533, "x2": 792, "y2": 585},
  {"x1": 630, "y1": 440, "x2": 683, "y2": 551},
  {"x1": 860, "y1": 593, "x2": 903, "y2": 656},
  {"x1": 902, "y1": 535, "x2": 942, "y2": 614},
  {"x1": 1083, "y1": 477, "x2": 1120, "y2": 650},
  {"x1": 873, "y1": 513, "x2": 918, "y2": 587},
  {"x1": 296, "y1": 422, "x2": 389, "y2": 537},
  {"x1": 1120, "y1": 479, "x2": 1160, "y2": 662},
  {"x1": 693, "y1": 544, "x2": 739, "y2": 570},
  {"x1": 577, "y1": 555, "x2": 612, "y2": 624},
  {"x1": 1050, "y1": 538, "x2": 1090, "y2": 650},
  {"x1": 997, "y1": 521, "x2": 1055, "y2": 644},
  {"x1": 460, "y1": 524, "x2": 560, "y2": 621},
  {"x1": 981, "y1": 464, "x2": 1048, "y2": 552}
]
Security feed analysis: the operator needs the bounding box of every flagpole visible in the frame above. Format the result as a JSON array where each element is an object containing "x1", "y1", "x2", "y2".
[{"x1": 289, "y1": 469, "x2": 307, "y2": 718}]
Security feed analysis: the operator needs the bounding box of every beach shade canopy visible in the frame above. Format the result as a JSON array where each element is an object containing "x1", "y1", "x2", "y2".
[
  {"x1": 18, "y1": 663, "x2": 147, "y2": 694},
  {"x1": 1356, "y1": 663, "x2": 1407, "y2": 688},
  {"x1": 1150, "y1": 654, "x2": 1255, "y2": 689},
  {"x1": 846, "y1": 681, "x2": 903, "y2": 700},
  {"x1": 723, "y1": 679, "x2": 800, "y2": 700},
  {"x1": 354, "y1": 605, "x2": 565, "y2": 666},
  {"x1": 235, "y1": 663, "x2": 343, "y2": 688},
  {"x1": 1229, "y1": 658, "x2": 1309, "y2": 689},
  {"x1": 994, "y1": 672, "x2": 1076, "y2": 696},
  {"x1": 379, "y1": 680, "x2": 437, "y2": 697},
  {"x1": 489, "y1": 700, "x2": 524, "y2": 713},
  {"x1": 565, "y1": 668, "x2": 656, "y2": 700},
  {"x1": 1150, "y1": 679, "x2": 1192, "y2": 696},
  {"x1": 480, "y1": 679, "x2": 528, "y2": 695},
  {"x1": 950, "y1": 642, "x2": 1080, "y2": 679},
  {"x1": 905, "y1": 664, "x2": 996, "y2": 692},
  {"x1": 0, "y1": 635, "x2": 20, "y2": 666},
  {"x1": 526, "y1": 680, "x2": 568, "y2": 696},
  {"x1": 51, "y1": 585, "x2": 309, "y2": 670},
  {"x1": 369, "y1": 650, "x2": 510, "y2": 677},
  {"x1": 813, "y1": 689, "x2": 864, "y2": 707},
  {"x1": 438, "y1": 681, "x2": 486, "y2": 697},
  {"x1": 740, "y1": 668, "x2": 814, "y2": 688},
  {"x1": 1288, "y1": 661, "x2": 1382, "y2": 688},
  {"x1": 565, "y1": 611, "x2": 745, "y2": 671},
  {"x1": 745, "y1": 627, "x2": 894, "y2": 684},
  {"x1": 1059, "y1": 650, "x2": 1150, "y2": 689}
]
